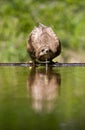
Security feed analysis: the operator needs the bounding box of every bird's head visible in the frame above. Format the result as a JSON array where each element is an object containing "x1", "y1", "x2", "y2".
[{"x1": 36, "y1": 46, "x2": 53, "y2": 62}]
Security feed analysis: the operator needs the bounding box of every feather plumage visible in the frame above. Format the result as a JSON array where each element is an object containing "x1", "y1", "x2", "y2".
[{"x1": 27, "y1": 23, "x2": 61, "y2": 63}]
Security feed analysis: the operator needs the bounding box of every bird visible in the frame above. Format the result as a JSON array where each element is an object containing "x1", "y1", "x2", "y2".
[{"x1": 27, "y1": 23, "x2": 61, "y2": 64}]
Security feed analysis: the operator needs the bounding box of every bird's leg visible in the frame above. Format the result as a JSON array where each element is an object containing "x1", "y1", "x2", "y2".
[
  {"x1": 49, "y1": 60, "x2": 55, "y2": 64},
  {"x1": 32, "y1": 59, "x2": 42, "y2": 66}
]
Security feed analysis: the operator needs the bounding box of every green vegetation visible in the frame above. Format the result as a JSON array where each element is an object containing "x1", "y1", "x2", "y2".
[{"x1": 0, "y1": 0, "x2": 85, "y2": 62}]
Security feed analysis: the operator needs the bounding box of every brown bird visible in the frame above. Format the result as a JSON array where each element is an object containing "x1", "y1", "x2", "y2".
[{"x1": 27, "y1": 23, "x2": 61, "y2": 63}]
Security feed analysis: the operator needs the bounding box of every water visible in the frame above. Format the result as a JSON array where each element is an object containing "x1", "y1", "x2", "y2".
[{"x1": 0, "y1": 66, "x2": 85, "y2": 130}]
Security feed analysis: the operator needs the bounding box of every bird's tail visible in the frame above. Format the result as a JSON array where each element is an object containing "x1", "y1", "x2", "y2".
[{"x1": 39, "y1": 23, "x2": 46, "y2": 28}]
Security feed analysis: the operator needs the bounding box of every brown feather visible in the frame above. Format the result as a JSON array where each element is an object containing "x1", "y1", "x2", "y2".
[{"x1": 27, "y1": 23, "x2": 61, "y2": 62}]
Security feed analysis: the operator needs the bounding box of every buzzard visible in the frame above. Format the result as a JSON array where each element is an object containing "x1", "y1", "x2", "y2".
[{"x1": 27, "y1": 23, "x2": 61, "y2": 63}]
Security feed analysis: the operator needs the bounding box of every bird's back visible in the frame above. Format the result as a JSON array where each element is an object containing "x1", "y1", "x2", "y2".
[{"x1": 27, "y1": 23, "x2": 61, "y2": 62}]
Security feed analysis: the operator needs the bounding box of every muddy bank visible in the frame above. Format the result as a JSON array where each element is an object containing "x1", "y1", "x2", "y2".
[{"x1": 55, "y1": 50, "x2": 85, "y2": 63}]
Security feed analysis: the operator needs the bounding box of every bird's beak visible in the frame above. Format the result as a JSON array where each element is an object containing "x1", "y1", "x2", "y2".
[{"x1": 39, "y1": 48, "x2": 50, "y2": 56}]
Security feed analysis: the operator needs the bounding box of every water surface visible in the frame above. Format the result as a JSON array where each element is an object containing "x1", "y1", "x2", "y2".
[{"x1": 0, "y1": 66, "x2": 85, "y2": 130}]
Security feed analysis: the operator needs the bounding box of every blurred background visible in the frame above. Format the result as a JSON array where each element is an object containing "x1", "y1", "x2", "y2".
[{"x1": 0, "y1": 0, "x2": 85, "y2": 63}]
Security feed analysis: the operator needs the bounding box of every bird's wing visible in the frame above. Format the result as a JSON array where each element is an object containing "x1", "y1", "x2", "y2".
[
  {"x1": 27, "y1": 34, "x2": 33, "y2": 53},
  {"x1": 44, "y1": 27, "x2": 60, "y2": 53}
]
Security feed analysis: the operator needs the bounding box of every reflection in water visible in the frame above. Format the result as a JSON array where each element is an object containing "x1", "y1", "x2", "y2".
[{"x1": 27, "y1": 67, "x2": 61, "y2": 112}]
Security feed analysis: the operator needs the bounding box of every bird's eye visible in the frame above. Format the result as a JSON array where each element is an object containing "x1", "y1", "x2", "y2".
[{"x1": 41, "y1": 49, "x2": 44, "y2": 52}]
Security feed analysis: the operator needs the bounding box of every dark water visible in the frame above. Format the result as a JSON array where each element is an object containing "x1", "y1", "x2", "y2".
[{"x1": 0, "y1": 66, "x2": 85, "y2": 130}]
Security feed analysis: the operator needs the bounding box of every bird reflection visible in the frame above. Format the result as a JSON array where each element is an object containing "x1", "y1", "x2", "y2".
[{"x1": 27, "y1": 67, "x2": 61, "y2": 113}]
